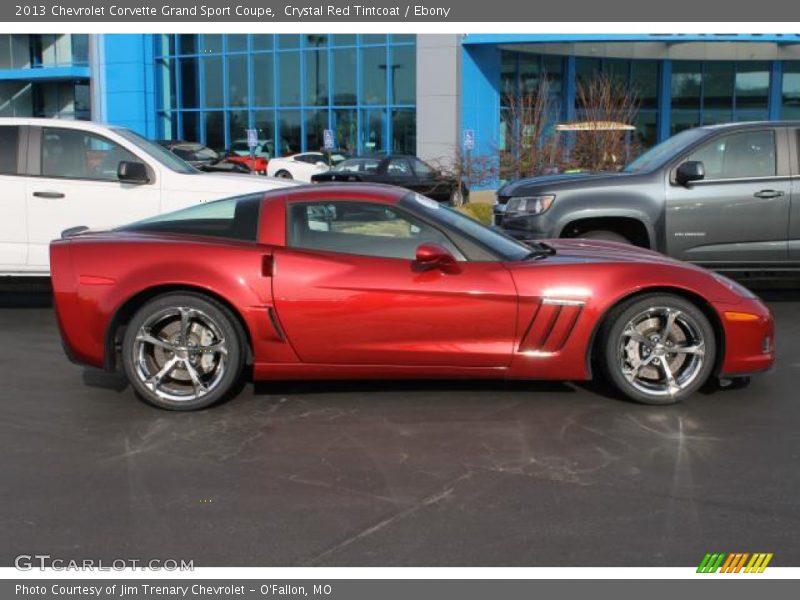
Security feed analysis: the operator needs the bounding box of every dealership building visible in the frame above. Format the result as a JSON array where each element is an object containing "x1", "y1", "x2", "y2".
[{"x1": 2, "y1": 33, "x2": 800, "y2": 174}]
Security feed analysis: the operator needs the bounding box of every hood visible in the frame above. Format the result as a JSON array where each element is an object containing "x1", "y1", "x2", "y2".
[
  {"x1": 498, "y1": 170, "x2": 638, "y2": 196},
  {"x1": 163, "y1": 171, "x2": 299, "y2": 195},
  {"x1": 534, "y1": 238, "x2": 703, "y2": 268}
]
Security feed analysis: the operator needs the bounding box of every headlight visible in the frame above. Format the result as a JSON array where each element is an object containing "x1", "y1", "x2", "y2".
[
  {"x1": 506, "y1": 195, "x2": 555, "y2": 215},
  {"x1": 712, "y1": 273, "x2": 757, "y2": 299}
]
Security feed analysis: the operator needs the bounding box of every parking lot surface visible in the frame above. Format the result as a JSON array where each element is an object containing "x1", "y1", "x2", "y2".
[{"x1": 1, "y1": 286, "x2": 799, "y2": 566}]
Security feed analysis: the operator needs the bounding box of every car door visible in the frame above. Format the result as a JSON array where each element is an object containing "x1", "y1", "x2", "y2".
[
  {"x1": 0, "y1": 124, "x2": 28, "y2": 271},
  {"x1": 25, "y1": 126, "x2": 161, "y2": 269},
  {"x1": 292, "y1": 153, "x2": 326, "y2": 181},
  {"x1": 382, "y1": 157, "x2": 418, "y2": 191},
  {"x1": 665, "y1": 127, "x2": 790, "y2": 265},
  {"x1": 272, "y1": 199, "x2": 518, "y2": 367}
]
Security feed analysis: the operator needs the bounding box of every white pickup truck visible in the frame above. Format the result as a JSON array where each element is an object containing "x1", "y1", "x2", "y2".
[{"x1": 0, "y1": 118, "x2": 295, "y2": 276}]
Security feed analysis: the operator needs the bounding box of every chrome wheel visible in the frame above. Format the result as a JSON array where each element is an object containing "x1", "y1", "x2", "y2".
[
  {"x1": 450, "y1": 188, "x2": 465, "y2": 207},
  {"x1": 618, "y1": 306, "x2": 706, "y2": 399},
  {"x1": 132, "y1": 306, "x2": 228, "y2": 403}
]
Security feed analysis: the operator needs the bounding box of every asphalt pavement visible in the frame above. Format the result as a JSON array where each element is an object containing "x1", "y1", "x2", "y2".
[{"x1": 1, "y1": 285, "x2": 799, "y2": 567}]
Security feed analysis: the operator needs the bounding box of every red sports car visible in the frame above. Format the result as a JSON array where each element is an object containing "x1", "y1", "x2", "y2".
[{"x1": 50, "y1": 184, "x2": 774, "y2": 411}]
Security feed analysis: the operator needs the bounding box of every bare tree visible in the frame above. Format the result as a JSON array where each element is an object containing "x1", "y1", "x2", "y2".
[
  {"x1": 497, "y1": 76, "x2": 561, "y2": 180},
  {"x1": 571, "y1": 73, "x2": 640, "y2": 172}
]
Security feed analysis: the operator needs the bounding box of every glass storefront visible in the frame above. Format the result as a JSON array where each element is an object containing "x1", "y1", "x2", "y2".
[
  {"x1": 670, "y1": 60, "x2": 769, "y2": 133},
  {"x1": 782, "y1": 61, "x2": 800, "y2": 120},
  {"x1": 155, "y1": 34, "x2": 416, "y2": 156},
  {"x1": 499, "y1": 49, "x2": 783, "y2": 152},
  {"x1": 0, "y1": 34, "x2": 90, "y2": 119}
]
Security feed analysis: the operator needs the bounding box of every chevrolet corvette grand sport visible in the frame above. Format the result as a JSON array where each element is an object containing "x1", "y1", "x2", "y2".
[{"x1": 50, "y1": 184, "x2": 774, "y2": 411}]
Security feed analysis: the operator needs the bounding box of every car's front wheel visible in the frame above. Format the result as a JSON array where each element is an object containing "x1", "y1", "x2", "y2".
[
  {"x1": 122, "y1": 293, "x2": 245, "y2": 410},
  {"x1": 600, "y1": 294, "x2": 716, "y2": 405},
  {"x1": 275, "y1": 170, "x2": 293, "y2": 179}
]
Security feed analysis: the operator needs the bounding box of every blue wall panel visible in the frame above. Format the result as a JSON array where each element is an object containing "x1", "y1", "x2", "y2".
[
  {"x1": 97, "y1": 34, "x2": 157, "y2": 137},
  {"x1": 461, "y1": 44, "x2": 501, "y2": 160}
]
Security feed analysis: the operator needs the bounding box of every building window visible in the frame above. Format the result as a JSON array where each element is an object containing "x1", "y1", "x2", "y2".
[
  {"x1": 782, "y1": 62, "x2": 800, "y2": 120},
  {"x1": 361, "y1": 45, "x2": 388, "y2": 105},
  {"x1": 671, "y1": 60, "x2": 771, "y2": 134}
]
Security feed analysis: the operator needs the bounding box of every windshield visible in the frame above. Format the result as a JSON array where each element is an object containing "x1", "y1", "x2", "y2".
[
  {"x1": 623, "y1": 128, "x2": 707, "y2": 173},
  {"x1": 113, "y1": 128, "x2": 199, "y2": 174},
  {"x1": 172, "y1": 144, "x2": 218, "y2": 161},
  {"x1": 400, "y1": 192, "x2": 531, "y2": 261}
]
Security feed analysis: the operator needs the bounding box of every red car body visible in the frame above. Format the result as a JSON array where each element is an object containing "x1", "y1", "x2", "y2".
[
  {"x1": 225, "y1": 154, "x2": 268, "y2": 174},
  {"x1": 50, "y1": 184, "x2": 773, "y2": 393}
]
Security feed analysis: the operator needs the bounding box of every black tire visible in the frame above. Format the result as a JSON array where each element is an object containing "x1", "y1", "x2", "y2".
[
  {"x1": 122, "y1": 293, "x2": 246, "y2": 411},
  {"x1": 275, "y1": 170, "x2": 293, "y2": 179},
  {"x1": 581, "y1": 230, "x2": 631, "y2": 244},
  {"x1": 600, "y1": 293, "x2": 717, "y2": 405}
]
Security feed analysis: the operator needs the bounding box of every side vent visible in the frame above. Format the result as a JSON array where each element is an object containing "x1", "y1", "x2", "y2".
[
  {"x1": 519, "y1": 298, "x2": 584, "y2": 354},
  {"x1": 267, "y1": 307, "x2": 286, "y2": 341}
]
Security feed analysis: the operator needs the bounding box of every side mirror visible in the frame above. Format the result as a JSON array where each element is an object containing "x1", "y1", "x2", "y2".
[
  {"x1": 117, "y1": 160, "x2": 150, "y2": 185},
  {"x1": 414, "y1": 243, "x2": 460, "y2": 274},
  {"x1": 675, "y1": 161, "x2": 705, "y2": 186}
]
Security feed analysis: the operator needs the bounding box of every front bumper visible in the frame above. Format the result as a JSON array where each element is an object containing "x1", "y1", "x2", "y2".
[{"x1": 719, "y1": 298, "x2": 775, "y2": 376}]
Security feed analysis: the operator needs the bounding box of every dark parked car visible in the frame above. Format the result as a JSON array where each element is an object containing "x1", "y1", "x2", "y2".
[
  {"x1": 311, "y1": 155, "x2": 468, "y2": 205},
  {"x1": 157, "y1": 140, "x2": 251, "y2": 174},
  {"x1": 496, "y1": 121, "x2": 800, "y2": 274}
]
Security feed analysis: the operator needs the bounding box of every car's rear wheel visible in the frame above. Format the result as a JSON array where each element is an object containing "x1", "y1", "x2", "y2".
[
  {"x1": 122, "y1": 293, "x2": 245, "y2": 410},
  {"x1": 600, "y1": 294, "x2": 716, "y2": 405},
  {"x1": 275, "y1": 170, "x2": 293, "y2": 179},
  {"x1": 581, "y1": 230, "x2": 631, "y2": 244}
]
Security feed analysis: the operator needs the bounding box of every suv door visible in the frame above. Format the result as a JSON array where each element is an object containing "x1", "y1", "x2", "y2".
[
  {"x1": 0, "y1": 124, "x2": 27, "y2": 271},
  {"x1": 789, "y1": 128, "x2": 800, "y2": 261},
  {"x1": 25, "y1": 126, "x2": 161, "y2": 270},
  {"x1": 665, "y1": 127, "x2": 790, "y2": 266}
]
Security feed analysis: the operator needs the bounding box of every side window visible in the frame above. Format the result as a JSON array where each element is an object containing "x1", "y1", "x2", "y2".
[
  {"x1": 41, "y1": 128, "x2": 141, "y2": 181},
  {"x1": 687, "y1": 130, "x2": 776, "y2": 180},
  {"x1": 387, "y1": 158, "x2": 412, "y2": 176},
  {"x1": 296, "y1": 153, "x2": 322, "y2": 164},
  {"x1": 410, "y1": 158, "x2": 436, "y2": 178},
  {"x1": 120, "y1": 194, "x2": 261, "y2": 241},
  {"x1": 0, "y1": 126, "x2": 19, "y2": 175},
  {"x1": 287, "y1": 201, "x2": 463, "y2": 260}
]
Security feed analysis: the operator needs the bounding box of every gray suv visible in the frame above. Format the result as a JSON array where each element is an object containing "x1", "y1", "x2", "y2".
[{"x1": 496, "y1": 121, "x2": 800, "y2": 273}]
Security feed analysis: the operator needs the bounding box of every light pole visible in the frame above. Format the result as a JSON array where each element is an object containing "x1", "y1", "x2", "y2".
[{"x1": 379, "y1": 62, "x2": 402, "y2": 105}]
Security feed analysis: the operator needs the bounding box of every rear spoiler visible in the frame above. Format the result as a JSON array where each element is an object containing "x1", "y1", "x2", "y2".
[{"x1": 61, "y1": 226, "x2": 90, "y2": 239}]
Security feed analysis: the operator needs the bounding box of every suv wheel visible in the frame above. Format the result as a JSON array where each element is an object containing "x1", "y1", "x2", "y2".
[
  {"x1": 581, "y1": 230, "x2": 631, "y2": 244},
  {"x1": 600, "y1": 294, "x2": 716, "y2": 405}
]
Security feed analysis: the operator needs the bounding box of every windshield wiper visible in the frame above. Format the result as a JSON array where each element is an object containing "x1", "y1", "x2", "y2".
[{"x1": 521, "y1": 241, "x2": 557, "y2": 260}]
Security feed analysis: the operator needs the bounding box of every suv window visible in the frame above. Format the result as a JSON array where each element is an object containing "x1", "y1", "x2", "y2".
[
  {"x1": 41, "y1": 128, "x2": 140, "y2": 181},
  {"x1": 687, "y1": 130, "x2": 776, "y2": 180},
  {"x1": 0, "y1": 126, "x2": 19, "y2": 175},
  {"x1": 287, "y1": 201, "x2": 462, "y2": 260}
]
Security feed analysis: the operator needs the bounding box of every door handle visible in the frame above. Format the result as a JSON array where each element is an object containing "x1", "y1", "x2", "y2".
[
  {"x1": 754, "y1": 190, "x2": 784, "y2": 199},
  {"x1": 33, "y1": 191, "x2": 65, "y2": 199}
]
